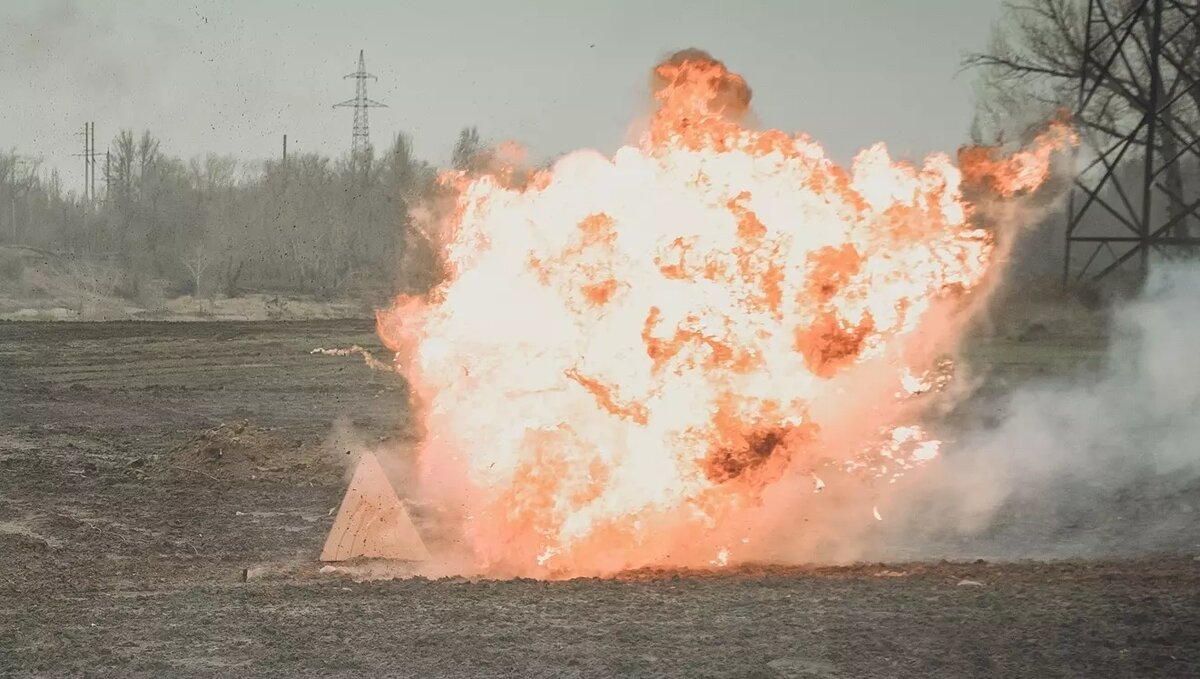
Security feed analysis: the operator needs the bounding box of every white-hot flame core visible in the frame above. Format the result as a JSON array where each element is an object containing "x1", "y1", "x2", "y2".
[{"x1": 376, "y1": 53, "x2": 1075, "y2": 577}]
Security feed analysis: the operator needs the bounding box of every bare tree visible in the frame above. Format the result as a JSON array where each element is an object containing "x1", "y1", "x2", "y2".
[
  {"x1": 0, "y1": 153, "x2": 40, "y2": 243},
  {"x1": 182, "y1": 242, "x2": 211, "y2": 297},
  {"x1": 452, "y1": 126, "x2": 490, "y2": 173},
  {"x1": 967, "y1": 0, "x2": 1200, "y2": 238}
]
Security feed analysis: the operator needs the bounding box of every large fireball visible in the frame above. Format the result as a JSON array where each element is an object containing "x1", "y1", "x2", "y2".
[{"x1": 377, "y1": 50, "x2": 1074, "y2": 577}]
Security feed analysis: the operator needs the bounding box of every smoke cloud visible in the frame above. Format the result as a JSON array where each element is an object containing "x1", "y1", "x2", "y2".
[{"x1": 884, "y1": 260, "x2": 1200, "y2": 560}]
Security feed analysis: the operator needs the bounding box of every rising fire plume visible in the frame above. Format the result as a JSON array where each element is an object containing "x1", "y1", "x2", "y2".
[{"x1": 376, "y1": 50, "x2": 1075, "y2": 577}]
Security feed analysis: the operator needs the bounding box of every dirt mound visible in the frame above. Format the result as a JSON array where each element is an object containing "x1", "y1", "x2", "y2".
[{"x1": 160, "y1": 421, "x2": 345, "y2": 484}]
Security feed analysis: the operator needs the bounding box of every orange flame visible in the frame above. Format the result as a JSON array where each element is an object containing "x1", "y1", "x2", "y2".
[{"x1": 376, "y1": 50, "x2": 1074, "y2": 577}]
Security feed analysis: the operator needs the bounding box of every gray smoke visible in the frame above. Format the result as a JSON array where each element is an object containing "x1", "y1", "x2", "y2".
[{"x1": 884, "y1": 260, "x2": 1200, "y2": 560}]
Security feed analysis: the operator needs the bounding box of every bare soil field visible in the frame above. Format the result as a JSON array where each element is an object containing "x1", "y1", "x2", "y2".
[{"x1": 1, "y1": 321, "x2": 1198, "y2": 678}]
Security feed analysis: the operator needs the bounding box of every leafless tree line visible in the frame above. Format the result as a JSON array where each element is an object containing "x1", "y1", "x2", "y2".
[{"x1": 0, "y1": 127, "x2": 491, "y2": 301}]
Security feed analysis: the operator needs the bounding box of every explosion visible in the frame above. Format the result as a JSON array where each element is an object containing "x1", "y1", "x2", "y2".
[{"x1": 376, "y1": 50, "x2": 1074, "y2": 577}]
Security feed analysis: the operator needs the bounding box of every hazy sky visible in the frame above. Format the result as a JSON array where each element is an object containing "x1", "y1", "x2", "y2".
[{"x1": 2, "y1": 0, "x2": 1003, "y2": 192}]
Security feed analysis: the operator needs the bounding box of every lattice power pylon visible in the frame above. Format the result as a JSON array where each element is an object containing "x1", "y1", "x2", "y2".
[
  {"x1": 333, "y1": 50, "x2": 387, "y2": 155},
  {"x1": 1065, "y1": 0, "x2": 1200, "y2": 284}
]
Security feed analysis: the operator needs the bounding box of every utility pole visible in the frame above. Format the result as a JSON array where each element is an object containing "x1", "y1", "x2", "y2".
[
  {"x1": 75, "y1": 121, "x2": 101, "y2": 203},
  {"x1": 333, "y1": 50, "x2": 387, "y2": 155},
  {"x1": 77, "y1": 124, "x2": 89, "y2": 202},
  {"x1": 90, "y1": 122, "x2": 96, "y2": 202}
]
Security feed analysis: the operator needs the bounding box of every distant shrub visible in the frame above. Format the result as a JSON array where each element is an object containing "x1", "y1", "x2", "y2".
[
  {"x1": 266, "y1": 296, "x2": 289, "y2": 320},
  {"x1": 0, "y1": 251, "x2": 26, "y2": 283},
  {"x1": 114, "y1": 269, "x2": 144, "y2": 301},
  {"x1": 165, "y1": 276, "x2": 196, "y2": 299}
]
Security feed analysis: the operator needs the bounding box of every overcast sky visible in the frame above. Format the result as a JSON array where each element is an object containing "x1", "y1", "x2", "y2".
[{"x1": 2, "y1": 0, "x2": 1003, "y2": 191}]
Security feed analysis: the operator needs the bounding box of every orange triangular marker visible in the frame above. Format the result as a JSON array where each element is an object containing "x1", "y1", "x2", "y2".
[{"x1": 321, "y1": 452, "x2": 430, "y2": 562}]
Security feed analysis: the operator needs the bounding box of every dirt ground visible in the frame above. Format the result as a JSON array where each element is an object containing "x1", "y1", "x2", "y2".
[{"x1": 2, "y1": 320, "x2": 1198, "y2": 678}]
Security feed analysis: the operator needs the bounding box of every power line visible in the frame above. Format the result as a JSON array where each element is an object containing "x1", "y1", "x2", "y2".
[
  {"x1": 333, "y1": 50, "x2": 387, "y2": 155},
  {"x1": 73, "y1": 121, "x2": 102, "y2": 203}
]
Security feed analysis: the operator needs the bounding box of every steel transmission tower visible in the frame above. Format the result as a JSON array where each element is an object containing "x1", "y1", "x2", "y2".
[
  {"x1": 1065, "y1": 0, "x2": 1200, "y2": 284},
  {"x1": 333, "y1": 50, "x2": 387, "y2": 155}
]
